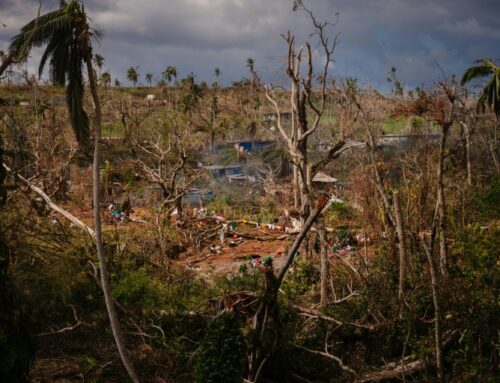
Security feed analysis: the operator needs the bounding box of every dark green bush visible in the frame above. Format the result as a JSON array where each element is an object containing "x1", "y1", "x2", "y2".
[
  {"x1": 0, "y1": 238, "x2": 35, "y2": 382},
  {"x1": 194, "y1": 312, "x2": 246, "y2": 383}
]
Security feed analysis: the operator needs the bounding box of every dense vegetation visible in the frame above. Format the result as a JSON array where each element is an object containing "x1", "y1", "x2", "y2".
[{"x1": 0, "y1": 1, "x2": 499, "y2": 382}]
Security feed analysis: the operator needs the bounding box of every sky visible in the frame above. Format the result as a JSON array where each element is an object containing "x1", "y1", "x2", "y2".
[{"x1": 1, "y1": 0, "x2": 499, "y2": 91}]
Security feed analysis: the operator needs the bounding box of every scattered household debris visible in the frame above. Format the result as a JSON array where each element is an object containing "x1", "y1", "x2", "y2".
[{"x1": 107, "y1": 198, "x2": 132, "y2": 223}]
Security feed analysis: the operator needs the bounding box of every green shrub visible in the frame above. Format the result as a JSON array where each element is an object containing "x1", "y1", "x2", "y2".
[
  {"x1": 112, "y1": 268, "x2": 162, "y2": 311},
  {"x1": 193, "y1": 313, "x2": 246, "y2": 383},
  {"x1": 0, "y1": 238, "x2": 35, "y2": 382},
  {"x1": 476, "y1": 175, "x2": 500, "y2": 219}
]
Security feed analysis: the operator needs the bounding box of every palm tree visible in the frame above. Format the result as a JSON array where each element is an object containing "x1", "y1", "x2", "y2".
[
  {"x1": 127, "y1": 66, "x2": 139, "y2": 86},
  {"x1": 161, "y1": 65, "x2": 177, "y2": 85},
  {"x1": 214, "y1": 67, "x2": 221, "y2": 80},
  {"x1": 101, "y1": 70, "x2": 111, "y2": 89},
  {"x1": 93, "y1": 53, "x2": 104, "y2": 76},
  {"x1": 246, "y1": 57, "x2": 258, "y2": 86},
  {"x1": 213, "y1": 67, "x2": 221, "y2": 89},
  {"x1": 462, "y1": 58, "x2": 500, "y2": 173},
  {"x1": 9, "y1": 1, "x2": 94, "y2": 154},
  {"x1": 145, "y1": 72, "x2": 153, "y2": 86},
  {"x1": 246, "y1": 57, "x2": 255, "y2": 74},
  {"x1": 461, "y1": 58, "x2": 500, "y2": 116},
  {"x1": 9, "y1": 2, "x2": 140, "y2": 381}
]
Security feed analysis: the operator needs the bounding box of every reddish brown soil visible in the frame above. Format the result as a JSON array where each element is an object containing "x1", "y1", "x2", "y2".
[{"x1": 179, "y1": 227, "x2": 293, "y2": 277}]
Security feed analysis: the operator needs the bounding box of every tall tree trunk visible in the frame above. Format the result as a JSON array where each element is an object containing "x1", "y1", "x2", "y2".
[
  {"x1": 393, "y1": 191, "x2": 406, "y2": 315},
  {"x1": 421, "y1": 238, "x2": 444, "y2": 383},
  {"x1": 293, "y1": 164, "x2": 299, "y2": 209},
  {"x1": 248, "y1": 198, "x2": 329, "y2": 382},
  {"x1": 318, "y1": 219, "x2": 328, "y2": 307},
  {"x1": 465, "y1": 123, "x2": 472, "y2": 186},
  {"x1": 436, "y1": 127, "x2": 448, "y2": 275},
  {"x1": 86, "y1": 53, "x2": 141, "y2": 383}
]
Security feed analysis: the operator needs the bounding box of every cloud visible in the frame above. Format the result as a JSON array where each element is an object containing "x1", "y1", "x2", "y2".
[{"x1": 0, "y1": 0, "x2": 499, "y2": 90}]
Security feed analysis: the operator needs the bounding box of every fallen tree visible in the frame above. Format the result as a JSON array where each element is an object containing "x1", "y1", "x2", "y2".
[{"x1": 3, "y1": 163, "x2": 95, "y2": 238}]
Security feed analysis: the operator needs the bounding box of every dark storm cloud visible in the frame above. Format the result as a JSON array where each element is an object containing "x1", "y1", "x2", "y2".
[{"x1": 1, "y1": 0, "x2": 499, "y2": 90}]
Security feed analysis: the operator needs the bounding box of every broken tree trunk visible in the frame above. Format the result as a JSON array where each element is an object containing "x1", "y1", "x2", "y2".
[
  {"x1": 3, "y1": 163, "x2": 95, "y2": 237},
  {"x1": 464, "y1": 123, "x2": 472, "y2": 186},
  {"x1": 318, "y1": 219, "x2": 329, "y2": 307},
  {"x1": 355, "y1": 356, "x2": 427, "y2": 383},
  {"x1": 247, "y1": 196, "x2": 331, "y2": 382}
]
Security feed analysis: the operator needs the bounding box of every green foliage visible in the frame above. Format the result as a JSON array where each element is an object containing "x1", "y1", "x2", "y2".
[
  {"x1": 282, "y1": 259, "x2": 319, "y2": 298},
  {"x1": 461, "y1": 58, "x2": 500, "y2": 115},
  {"x1": 206, "y1": 197, "x2": 231, "y2": 214},
  {"x1": 127, "y1": 66, "x2": 140, "y2": 86},
  {"x1": 112, "y1": 268, "x2": 162, "y2": 311},
  {"x1": 0, "y1": 239, "x2": 35, "y2": 382},
  {"x1": 453, "y1": 225, "x2": 500, "y2": 286},
  {"x1": 383, "y1": 116, "x2": 408, "y2": 133},
  {"x1": 475, "y1": 175, "x2": 500, "y2": 219},
  {"x1": 215, "y1": 268, "x2": 263, "y2": 295},
  {"x1": 448, "y1": 225, "x2": 500, "y2": 381},
  {"x1": 194, "y1": 312, "x2": 246, "y2": 383},
  {"x1": 324, "y1": 202, "x2": 355, "y2": 224}
]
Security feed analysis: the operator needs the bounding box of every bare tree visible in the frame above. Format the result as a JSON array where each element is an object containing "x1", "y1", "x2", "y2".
[
  {"x1": 134, "y1": 125, "x2": 200, "y2": 218},
  {"x1": 435, "y1": 77, "x2": 458, "y2": 275},
  {"x1": 265, "y1": 2, "x2": 345, "y2": 219}
]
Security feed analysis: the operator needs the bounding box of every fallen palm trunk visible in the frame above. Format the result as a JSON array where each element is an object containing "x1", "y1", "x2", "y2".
[
  {"x1": 3, "y1": 163, "x2": 95, "y2": 238},
  {"x1": 356, "y1": 330, "x2": 458, "y2": 382},
  {"x1": 355, "y1": 357, "x2": 427, "y2": 383}
]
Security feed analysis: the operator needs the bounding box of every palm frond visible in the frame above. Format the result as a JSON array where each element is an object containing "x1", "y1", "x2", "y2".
[
  {"x1": 461, "y1": 62, "x2": 492, "y2": 85},
  {"x1": 49, "y1": 40, "x2": 70, "y2": 85},
  {"x1": 38, "y1": 31, "x2": 70, "y2": 82},
  {"x1": 10, "y1": 10, "x2": 72, "y2": 55},
  {"x1": 66, "y1": 42, "x2": 90, "y2": 152}
]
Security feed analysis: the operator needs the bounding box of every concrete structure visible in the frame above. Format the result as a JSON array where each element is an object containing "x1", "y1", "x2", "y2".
[{"x1": 204, "y1": 164, "x2": 244, "y2": 178}]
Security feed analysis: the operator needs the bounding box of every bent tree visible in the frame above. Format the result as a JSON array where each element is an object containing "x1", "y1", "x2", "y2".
[
  {"x1": 461, "y1": 58, "x2": 500, "y2": 173},
  {"x1": 8, "y1": 2, "x2": 140, "y2": 381}
]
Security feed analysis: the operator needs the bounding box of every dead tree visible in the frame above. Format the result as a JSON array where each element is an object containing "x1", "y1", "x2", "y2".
[
  {"x1": 435, "y1": 78, "x2": 458, "y2": 275},
  {"x1": 318, "y1": 219, "x2": 329, "y2": 307},
  {"x1": 263, "y1": 2, "x2": 355, "y2": 310},
  {"x1": 264, "y1": 2, "x2": 344, "y2": 219},
  {"x1": 134, "y1": 126, "x2": 199, "y2": 217},
  {"x1": 456, "y1": 88, "x2": 478, "y2": 187}
]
